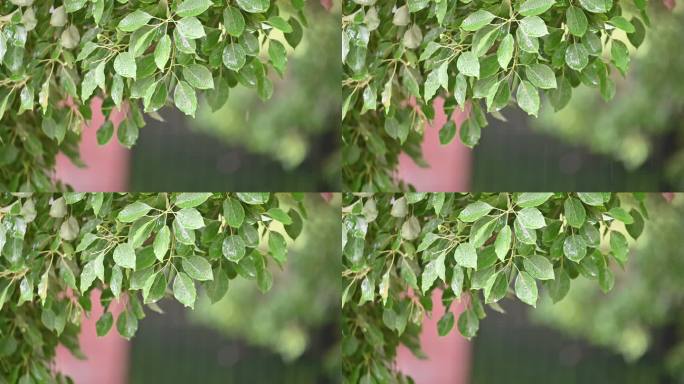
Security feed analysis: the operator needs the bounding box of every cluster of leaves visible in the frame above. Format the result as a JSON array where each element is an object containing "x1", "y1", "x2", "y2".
[
  {"x1": 193, "y1": 2, "x2": 341, "y2": 173},
  {"x1": 192, "y1": 194, "x2": 340, "y2": 366},
  {"x1": 535, "y1": 194, "x2": 684, "y2": 381},
  {"x1": 342, "y1": 0, "x2": 653, "y2": 190},
  {"x1": 0, "y1": 192, "x2": 307, "y2": 383},
  {"x1": 0, "y1": 0, "x2": 308, "y2": 190},
  {"x1": 535, "y1": 6, "x2": 684, "y2": 188},
  {"x1": 342, "y1": 192, "x2": 649, "y2": 383}
]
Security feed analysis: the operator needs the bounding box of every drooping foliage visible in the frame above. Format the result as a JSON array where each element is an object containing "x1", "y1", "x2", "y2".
[
  {"x1": 0, "y1": 192, "x2": 309, "y2": 383},
  {"x1": 342, "y1": 192, "x2": 649, "y2": 383},
  {"x1": 342, "y1": 0, "x2": 655, "y2": 190},
  {"x1": 0, "y1": 0, "x2": 308, "y2": 190}
]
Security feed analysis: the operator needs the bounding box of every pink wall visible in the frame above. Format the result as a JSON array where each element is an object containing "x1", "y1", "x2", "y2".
[
  {"x1": 55, "y1": 99, "x2": 129, "y2": 191},
  {"x1": 396, "y1": 290, "x2": 472, "y2": 384},
  {"x1": 398, "y1": 99, "x2": 471, "y2": 191},
  {"x1": 395, "y1": 100, "x2": 474, "y2": 382},
  {"x1": 53, "y1": 99, "x2": 130, "y2": 382},
  {"x1": 54, "y1": 290, "x2": 128, "y2": 384}
]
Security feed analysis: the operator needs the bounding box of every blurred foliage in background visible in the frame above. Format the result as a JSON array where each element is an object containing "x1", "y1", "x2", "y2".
[
  {"x1": 533, "y1": 194, "x2": 684, "y2": 382},
  {"x1": 192, "y1": 2, "x2": 340, "y2": 184},
  {"x1": 191, "y1": 194, "x2": 341, "y2": 380},
  {"x1": 129, "y1": 194, "x2": 341, "y2": 383},
  {"x1": 534, "y1": 5, "x2": 684, "y2": 189}
]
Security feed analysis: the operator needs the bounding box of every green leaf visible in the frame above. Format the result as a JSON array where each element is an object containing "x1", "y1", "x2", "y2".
[
  {"x1": 564, "y1": 197, "x2": 586, "y2": 228},
  {"x1": 401, "y1": 216, "x2": 421, "y2": 241},
  {"x1": 182, "y1": 256, "x2": 214, "y2": 281},
  {"x1": 175, "y1": 208, "x2": 205, "y2": 230},
  {"x1": 515, "y1": 271, "x2": 538, "y2": 307},
  {"x1": 579, "y1": 0, "x2": 612, "y2": 13},
  {"x1": 113, "y1": 52, "x2": 137, "y2": 79},
  {"x1": 154, "y1": 35, "x2": 171, "y2": 70},
  {"x1": 461, "y1": 10, "x2": 496, "y2": 31},
  {"x1": 268, "y1": 16, "x2": 292, "y2": 33},
  {"x1": 494, "y1": 225, "x2": 511, "y2": 261},
  {"x1": 177, "y1": 0, "x2": 213, "y2": 17},
  {"x1": 182, "y1": 64, "x2": 214, "y2": 90},
  {"x1": 608, "y1": 207, "x2": 634, "y2": 224},
  {"x1": 110, "y1": 266, "x2": 123, "y2": 298},
  {"x1": 517, "y1": 207, "x2": 546, "y2": 229},
  {"x1": 577, "y1": 193, "x2": 604, "y2": 206},
  {"x1": 497, "y1": 33, "x2": 514, "y2": 69},
  {"x1": 516, "y1": 80, "x2": 540, "y2": 117},
  {"x1": 457, "y1": 51, "x2": 480, "y2": 78},
  {"x1": 64, "y1": 0, "x2": 88, "y2": 13},
  {"x1": 453, "y1": 242, "x2": 477, "y2": 269},
  {"x1": 96, "y1": 121, "x2": 114, "y2": 145},
  {"x1": 113, "y1": 243, "x2": 136, "y2": 270},
  {"x1": 514, "y1": 216, "x2": 537, "y2": 244},
  {"x1": 548, "y1": 268, "x2": 570, "y2": 302},
  {"x1": 237, "y1": 193, "x2": 269, "y2": 205},
  {"x1": 268, "y1": 40, "x2": 287, "y2": 75},
  {"x1": 454, "y1": 73, "x2": 467, "y2": 107},
  {"x1": 173, "y1": 272, "x2": 196, "y2": 309},
  {"x1": 269, "y1": 231, "x2": 288, "y2": 263},
  {"x1": 566, "y1": 6, "x2": 588, "y2": 37},
  {"x1": 223, "y1": 43, "x2": 246, "y2": 71},
  {"x1": 457, "y1": 309, "x2": 479, "y2": 339},
  {"x1": 523, "y1": 255, "x2": 554, "y2": 280},
  {"x1": 111, "y1": 75, "x2": 124, "y2": 106},
  {"x1": 435, "y1": 119, "x2": 457, "y2": 146},
  {"x1": 96, "y1": 312, "x2": 113, "y2": 336},
  {"x1": 458, "y1": 201, "x2": 493, "y2": 222},
  {"x1": 174, "y1": 193, "x2": 212, "y2": 208},
  {"x1": 153, "y1": 226, "x2": 170, "y2": 261},
  {"x1": 117, "y1": 119, "x2": 139, "y2": 148},
  {"x1": 610, "y1": 230, "x2": 628, "y2": 262},
  {"x1": 236, "y1": 0, "x2": 269, "y2": 13},
  {"x1": 222, "y1": 235, "x2": 246, "y2": 262},
  {"x1": 519, "y1": 0, "x2": 555, "y2": 16},
  {"x1": 599, "y1": 266, "x2": 614, "y2": 293},
  {"x1": 407, "y1": 0, "x2": 429, "y2": 13},
  {"x1": 525, "y1": 63, "x2": 557, "y2": 89},
  {"x1": 223, "y1": 197, "x2": 245, "y2": 228},
  {"x1": 118, "y1": 202, "x2": 153, "y2": 222},
  {"x1": 174, "y1": 81, "x2": 198, "y2": 117},
  {"x1": 116, "y1": 310, "x2": 138, "y2": 340},
  {"x1": 421, "y1": 253, "x2": 446, "y2": 293},
  {"x1": 516, "y1": 193, "x2": 553, "y2": 207},
  {"x1": 206, "y1": 265, "x2": 230, "y2": 303},
  {"x1": 611, "y1": 40, "x2": 629, "y2": 74},
  {"x1": 142, "y1": 272, "x2": 167, "y2": 303},
  {"x1": 176, "y1": 16, "x2": 206, "y2": 39},
  {"x1": 267, "y1": 208, "x2": 292, "y2": 225},
  {"x1": 563, "y1": 235, "x2": 587, "y2": 262},
  {"x1": 519, "y1": 16, "x2": 549, "y2": 37},
  {"x1": 566, "y1": 43, "x2": 589, "y2": 71},
  {"x1": 485, "y1": 272, "x2": 509, "y2": 303},
  {"x1": 118, "y1": 10, "x2": 153, "y2": 32},
  {"x1": 424, "y1": 61, "x2": 448, "y2": 101},
  {"x1": 224, "y1": 6, "x2": 245, "y2": 37},
  {"x1": 437, "y1": 311, "x2": 455, "y2": 336}
]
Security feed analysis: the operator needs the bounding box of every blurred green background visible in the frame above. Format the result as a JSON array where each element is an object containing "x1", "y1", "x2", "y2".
[
  {"x1": 471, "y1": 4, "x2": 683, "y2": 191},
  {"x1": 471, "y1": 194, "x2": 684, "y2": 383},
  {"x1": 128, "y1": 2, "x2": 340, "y2": 191},
  {"x1": 128, "y1": 194, "x2": 341, "y2": 383}
]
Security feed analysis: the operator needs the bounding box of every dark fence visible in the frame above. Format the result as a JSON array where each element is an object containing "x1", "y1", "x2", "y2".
[
  {"x1": 128, "y1": 301, "x2": 337, "y2": 384},
  {"x1": 128, "y1": 108, "x2": 338, "y2": 191},
  {"x1": 471, "y1": 108, "x2": 670, "y2": 191}
]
